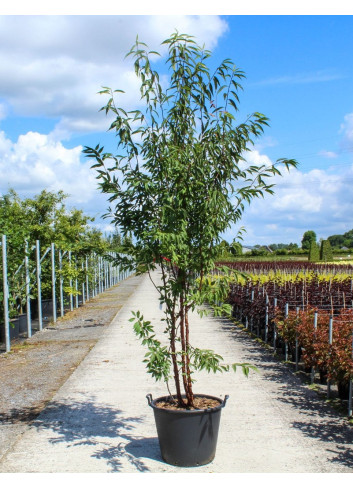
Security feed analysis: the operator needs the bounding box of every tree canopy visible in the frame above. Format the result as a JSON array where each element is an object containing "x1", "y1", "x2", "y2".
[
  {"x1": 301, "y1": 230, "x2": 317, "y2": 250},
  {"x1": 328, "y1": 229, "x2": 353, "y2": 249},
  {"x1": 0, "y1": 188, "x2": 112, "y2": 257}
]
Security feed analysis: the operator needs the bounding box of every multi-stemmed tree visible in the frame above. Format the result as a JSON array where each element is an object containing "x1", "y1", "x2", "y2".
[{"x1": 84, "y1": 33, "x2": 297, "y2": 408}]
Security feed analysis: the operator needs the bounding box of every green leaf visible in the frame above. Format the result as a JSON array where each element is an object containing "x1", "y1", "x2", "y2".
[{"x1": 83, "y1": 31, "x2": 296, "y2": 400}]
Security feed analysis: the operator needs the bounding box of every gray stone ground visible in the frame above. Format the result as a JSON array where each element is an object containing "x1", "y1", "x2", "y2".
[
  {"x1": 0, "y1": 274, "x2": 142, "y2": 463},
  {"x1": 1, "y1": 270, "x2": 353, "y2": 473}
]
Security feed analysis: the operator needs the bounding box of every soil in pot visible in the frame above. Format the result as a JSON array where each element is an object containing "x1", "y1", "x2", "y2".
[
  {"x1": 155, "y1": 396, "x2": 221, "y2": 411},
  {"x1": 148, "y1": 393, "x2": 228, "y2": 467}
]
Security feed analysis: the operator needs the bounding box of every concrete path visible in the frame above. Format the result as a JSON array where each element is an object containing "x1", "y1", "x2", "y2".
[{"x1": 1, "y1": 270, "x2": 353, "y2": 473}]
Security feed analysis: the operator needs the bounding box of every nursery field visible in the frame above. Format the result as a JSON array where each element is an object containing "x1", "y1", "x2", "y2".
[
  {"x1": 216, "y1": 254, "x2": 353, "y2": 263},
  {"x1": 219, "y1": 260, "x2": 353, "y2": 412}
]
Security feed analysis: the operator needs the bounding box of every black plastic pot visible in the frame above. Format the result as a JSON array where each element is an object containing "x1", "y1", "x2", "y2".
[
  {"x1": 0, "y1": 318, "x2": 20, "y2": 342},
  {"x1": 31, "y1": 299, "x2": 54, "y2": 320},
  {"x1": 41, "y1": 299, "x2": 54, "y2": 319},
  {"x1": 147, "y1": 393, "x2": 228, "y2": 467},
  {"x1": 18, "y1": 314, "x2": 28, "y2": 333}
]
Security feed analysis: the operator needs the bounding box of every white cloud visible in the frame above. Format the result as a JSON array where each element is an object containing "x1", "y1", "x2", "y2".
[
  {"x1": 0, "y1": 130, "x2": 106, "y2": 214},
  {"x1": 253, "y1": 136, "x2": 278, "y2": 152},
  {"x1": 0, "y1": 15, "x2": 227, "y2": 136},
  {"x1": 244, "y1": 148, "x2": 273, "y2": 167},
  {"x1": 273, "y1": 189, "x2": 322, "y2": 213},
  {"x1": 253, "y1": 69, "x2": 344, "y2": 87},
  {"x1": 225, "y1": 149, "x2": 353, "y2": 245},
  {"x1": 319, "y1": 150, "x2": 338, "y2": 159},
  {"x1": 340, "y1": 112, "x2": 353, "y2": 145}
]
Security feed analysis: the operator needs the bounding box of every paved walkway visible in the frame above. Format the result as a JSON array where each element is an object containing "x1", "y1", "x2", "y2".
[{"x1": 1, "y1": 270, "x2": 353, "y2": 472}]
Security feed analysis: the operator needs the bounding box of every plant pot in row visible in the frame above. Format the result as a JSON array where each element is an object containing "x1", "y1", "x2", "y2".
[
  {"x1": 30, "y1": 299, "x2": 55, "y2": 320},
  {"x1": 0, "y1": 318, "x2": 20, "y2": 342}
]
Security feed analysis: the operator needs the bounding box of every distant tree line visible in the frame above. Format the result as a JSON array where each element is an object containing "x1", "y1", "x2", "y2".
[
  {"x1": 327, "y1": 229, "x2": 353, "y2": 249},
  {"x1": 215, "y1": 240, "x2": 304, "y2": 259},
  {"x1": 302, "y1": 229, "x2": 352, "y2": 262},
  {"x1": 0, "y1": 188, "x2": 131, "y2": 322},
  {"x1": 216, "y1": 228, "x2": 353, "y2": 262}
]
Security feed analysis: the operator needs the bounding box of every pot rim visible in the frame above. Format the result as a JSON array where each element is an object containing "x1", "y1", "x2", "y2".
[{"x1": 146, "y1": 393, "x2": 229, "y2": 413}]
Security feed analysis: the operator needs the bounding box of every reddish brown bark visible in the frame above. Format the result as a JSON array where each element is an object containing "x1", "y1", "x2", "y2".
[
  {"x1": 170, "y1": 307, "x2": 186, "y2": 407},
  {"x1": 161, "y1": 263, "x2": 185, "y2": 407},
  {"x1": 179, "y1": 288, "x2": 194, "y2": 408},
  {"x1": 184, "y1": 307, "x2": 194, "y2": 406}
]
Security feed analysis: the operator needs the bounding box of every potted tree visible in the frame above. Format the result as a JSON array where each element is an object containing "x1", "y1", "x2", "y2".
[{"x1": 84, "y1": 32, "x2": 297, "y2": 467}]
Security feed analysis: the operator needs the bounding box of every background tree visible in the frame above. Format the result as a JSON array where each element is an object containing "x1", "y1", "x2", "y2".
[
  {"x1": 84, "y1": 32, "x2": 297, "y2": 408},
  {"x1": 269, "y1": 242, "x2": 299, "y2": 251},
  {"x1": 0, "y1": 188, "x2": 109, "y2": 308},
  {"x1": 308, "y1": 240, "x2": 320, "y2": 262},
  {"x1": 0, "y1": 188, "x2": 107, "y2": 253},
  {"x1": 275, "y1": 248, "x2": 288, "y2": 256},
  {"x1": 328, "y1": 229, "x2": 353, "y2": 249},
  {"x1": 320, "y1": 239, "x2": 333, "y2": 261},
  {"x1": 215, "y1": 240, "x2": 232, "y2": 260},
  {"x1": 106, "y1": 231, "x2": 123, "y2": 251},
  {"x1": 301, "y1": 230, "x2": 317, "y2": 250},
  {"x1": 229, "y1": 240, "x2": 243, "y2": 256}
]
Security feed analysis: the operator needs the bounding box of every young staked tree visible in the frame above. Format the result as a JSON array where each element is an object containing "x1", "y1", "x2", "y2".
[{"x1": 84, "y1": 33, "x2": 297, "y2": 408}]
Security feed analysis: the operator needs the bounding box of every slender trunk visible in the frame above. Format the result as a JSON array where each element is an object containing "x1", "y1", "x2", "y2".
[
  {"x1": 179, "y1": 286, "x2": 194, "y2": 407},
  {"x1": 184, "y1": 306, "x2": 194, "y2": 405},
  {"x1": 161, "y1": 262, "x2": 185, "y2": 407},
  {"x1": 170, "y1": 305, "x2": 186, "y2": 407},
  {"x1": 179, "y1": 295, "x2": 189, "y2": 398}
]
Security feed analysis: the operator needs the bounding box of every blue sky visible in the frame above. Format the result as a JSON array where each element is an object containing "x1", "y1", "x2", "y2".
[{"x1": 0, "y1": 9, "x2": 352, "y2": 246}]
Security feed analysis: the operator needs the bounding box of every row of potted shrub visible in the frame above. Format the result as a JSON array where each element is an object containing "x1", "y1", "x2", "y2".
[
  {"x1": 0, "y1": 299, "x2": 55, "y2": 343},
  {"x1": 273, "y1": 307, "x2": 353, "y2": 399}
]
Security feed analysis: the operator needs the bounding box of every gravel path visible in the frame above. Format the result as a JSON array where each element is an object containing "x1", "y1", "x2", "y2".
[
  {"x1": 0, "y1": 270, "x2": 353, "y2": 472},
  {"x1": 0, "y1": 274, "x2": 143, "y2": 463}
]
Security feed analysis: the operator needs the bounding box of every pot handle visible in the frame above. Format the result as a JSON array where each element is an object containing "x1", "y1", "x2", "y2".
[
  {"x1": 146, "y1": 393, "x2": 153, "y2": 407},
  {"x1": 221, "y1": 395, "x2": 229, "y2": 407}
]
